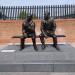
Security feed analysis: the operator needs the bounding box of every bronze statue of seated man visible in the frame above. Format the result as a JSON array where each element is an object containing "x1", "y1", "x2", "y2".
[
  {"x1": 40, "y1": 12, "x2": 60, "y2": 50},
  {"x1": 20, "y1": 14, "x2": 38, "y2": 51}
]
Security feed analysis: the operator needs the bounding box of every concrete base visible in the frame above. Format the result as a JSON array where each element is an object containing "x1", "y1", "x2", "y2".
[
  {"x1": 0, "y1": 72, "x2": 75, "y2": 75},
  {"x1": 0, "y1": 44, "x2": 75, "y2": 72}
]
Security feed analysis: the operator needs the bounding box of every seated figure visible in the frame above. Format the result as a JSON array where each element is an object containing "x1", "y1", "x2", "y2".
[
  {"x1": 20, "y1": 14, "x2": 38, "y2": 51},
  {"x1": 40, "y1": 12, "x2": 60, "y2": 50}
]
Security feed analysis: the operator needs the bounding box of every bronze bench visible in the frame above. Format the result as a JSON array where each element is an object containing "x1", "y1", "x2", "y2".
[{"x1": 12, "y1": 34, "x2": 66, "y2": 50}]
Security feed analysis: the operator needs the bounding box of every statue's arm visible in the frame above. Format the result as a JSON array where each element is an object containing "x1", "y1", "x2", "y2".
[{"x1": 41, "y1": 21, "x2": 47, "y2": 37}]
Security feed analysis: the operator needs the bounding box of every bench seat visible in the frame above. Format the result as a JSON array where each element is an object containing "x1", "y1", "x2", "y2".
[{"x1": 12, "y1": 35, "x2": 66, "y2": 38}]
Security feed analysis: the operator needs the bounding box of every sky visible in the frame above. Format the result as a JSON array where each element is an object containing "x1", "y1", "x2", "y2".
[{"x1": 0, "y1": 0, "x2": 75, "y2": 6}]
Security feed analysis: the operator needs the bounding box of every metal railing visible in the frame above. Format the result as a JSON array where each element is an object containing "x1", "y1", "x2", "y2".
[{"x1": 0, "y1": 5, "x2": 75, "y2": 20}]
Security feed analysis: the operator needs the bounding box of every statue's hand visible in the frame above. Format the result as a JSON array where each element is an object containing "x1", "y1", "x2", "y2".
[{"x1": 45, "y1": 35, "x2": 48, "y2": 39}]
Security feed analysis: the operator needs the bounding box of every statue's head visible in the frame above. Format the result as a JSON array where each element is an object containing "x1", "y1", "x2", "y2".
[
  {"x1": 50, "y1": 17, "x2": 54, "y2": 22},
  {"x1": 44, "y1": 12, "x2": 50, "y2": 20},
  {"x1": 27, "y1": 14, "x2": 33, "y2": 22}
]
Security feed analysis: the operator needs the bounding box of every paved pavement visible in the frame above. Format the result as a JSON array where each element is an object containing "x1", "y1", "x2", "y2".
[{"x1": 0, "y1": 44, "x2": 75, "y2": 72}]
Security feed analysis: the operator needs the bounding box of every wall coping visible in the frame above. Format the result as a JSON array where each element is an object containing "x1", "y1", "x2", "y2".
[{"x1": 0, "y1": 19, "x2": 75, "y2": 23}]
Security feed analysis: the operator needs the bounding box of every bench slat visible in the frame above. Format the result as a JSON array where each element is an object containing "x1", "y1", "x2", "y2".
[{"x1": 12, "y1": 35, "x2": 66, "y2": 38}]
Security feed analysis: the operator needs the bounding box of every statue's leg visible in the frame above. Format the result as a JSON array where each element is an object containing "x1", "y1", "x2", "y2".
[
  {"x1": 52, "y1": 34, "x2": 57, "y2": 46},
  {"x1": 39, "y1": 34, "x2": 46, "y2": 49},
  {"x1": 31, "y1": 35, "x2": 38, "y2": 51},
  {"x1": 52, "y1": 34, "x2": 60, "y2": 50},
  {"x1": 20, "y1": 37, "x2": 25, "y2": 50}
]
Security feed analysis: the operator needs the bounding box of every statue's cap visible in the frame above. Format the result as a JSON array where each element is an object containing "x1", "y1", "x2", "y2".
[
  {"x1": 44, "y1": 12, "x2": 50, "y2": 16},
  {"x1": 27, "y1": 14, "x2": 32, "y2": 18}
]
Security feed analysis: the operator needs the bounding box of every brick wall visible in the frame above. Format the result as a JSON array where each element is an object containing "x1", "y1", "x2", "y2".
[{"x1": 0, "y1": 19, "x2": 75, "y2": 44}]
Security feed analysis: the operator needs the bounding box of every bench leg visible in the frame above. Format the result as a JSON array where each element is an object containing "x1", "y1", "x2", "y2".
[{"x1": 20, "y1": 38, "x2": 25, "y2": 50}]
